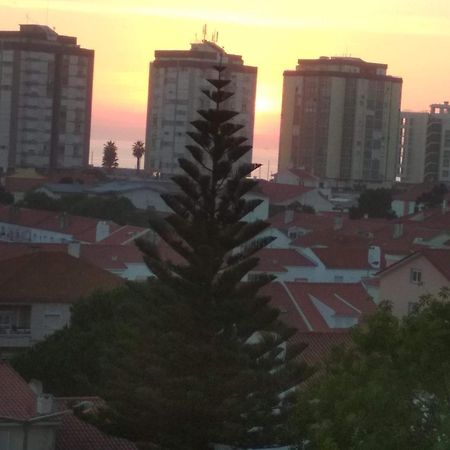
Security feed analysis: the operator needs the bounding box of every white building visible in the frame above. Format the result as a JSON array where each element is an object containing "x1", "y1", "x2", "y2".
[
  {"x1": 278, "y1": 57, "x2": 402, "y2": 187},
  {"x1": 399, "y1": 102, "x2": 450, "y2": 184},
  {"x1": 0, "y1": 24, "x2": 94, "y2": 173},
  {"x1": 144, "y1": 39, "x2": 257, "y2": 176}
]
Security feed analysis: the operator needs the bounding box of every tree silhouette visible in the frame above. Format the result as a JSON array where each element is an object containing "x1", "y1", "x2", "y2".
[
  {"x1": 96, "y1": 65, "x2": 309, "y2": 449},
  {"x1": 102, "y1": 141, "x2": 119, "y2": 171},
  {"x1": 132, "y1": 140, "x2": 145, "y2": 172}
]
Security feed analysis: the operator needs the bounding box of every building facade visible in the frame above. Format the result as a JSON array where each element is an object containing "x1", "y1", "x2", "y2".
[
  {"x1": 399, "y1": 103, "x2": 450, "y2": 184},
  {"x1": 398, "y1": 111, "x2": 429, "y2": 183},
  {"x1": 278, "y1": 57, "x2": 402, "y2": 186},
  {"x1": 0, "y1": 24, "x2": 94, "y2": 173},
  {"x1": 144, "y1": 40, "x2": 257, "y2": 176}
]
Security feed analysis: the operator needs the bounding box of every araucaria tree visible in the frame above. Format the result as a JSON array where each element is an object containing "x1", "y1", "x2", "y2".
[
  {"x1": 100, "y1": 66, "x2": 309, "y2": 449},
  {"x1": 102, "y1": 140, "x2": 119, "y2": 171},
  {"x1": 132, "y1": 140, "x2": 145, "y2": 171}
]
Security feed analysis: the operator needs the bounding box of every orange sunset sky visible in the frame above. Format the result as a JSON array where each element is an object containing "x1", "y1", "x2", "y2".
[{"x1": 1, "y1": 0, "x2": 450, "y2": 174}]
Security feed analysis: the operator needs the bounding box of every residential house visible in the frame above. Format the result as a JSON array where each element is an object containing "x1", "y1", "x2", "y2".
[
  {"x1": 377, "y1": 249, "x2": 450, "y2": 317},
  {"x1": 0, "y1": 252, "x2": 123, "y2": 353},
  {"x1": 264, "y1": 281, "x2": 376, "y2": 332},
  {"x1": 0, "y1": 362, "x2": 137, "y2": 450}
]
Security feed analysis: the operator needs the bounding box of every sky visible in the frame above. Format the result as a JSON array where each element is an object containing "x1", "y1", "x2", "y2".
[{"x1": 1, "y1": 0, "x2": 450, "y2": 174}]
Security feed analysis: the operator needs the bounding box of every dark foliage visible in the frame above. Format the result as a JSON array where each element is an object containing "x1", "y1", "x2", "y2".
[
  {"x1": 292, "y1": 289, "x2": 450, "y2": 450},
  {"x1": 102, "y1": 141, "x2": 119, "y2": 171},
  {"x1": 100, "y1": 66, "x2": 310, "y2": 449},
  {"x1": 350, "y1": 188, "x2": 395, "y2": 219},
  {"x1": 19, "y1": 191, "x2": 149, "y2": 226},
  {"x1": 416, "y1": 184, "x2": 448, "y2": 210},
  {"x1": 0, "y1": 185, "x2": 15, "y2": 204}
]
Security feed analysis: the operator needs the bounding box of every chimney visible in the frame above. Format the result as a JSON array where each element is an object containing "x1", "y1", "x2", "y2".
[
  {"x1": 368, "y1": 245, "x2": 381, "y2": 269},
  {"x1": 37, "y1": 393, "x2": 54, "y2": 415},
  {"x1": 67, "y1": 241, "x2": 81, "y2": 258},
  {"x1": 284, "y1": 209, "x2": 294, "y2": 224},
  {"x1": 96, "y1": 221, "x2": 110, "y2": 242},
  {"x1": 334, "y1": 215, "x2": 344, "y2": 231},
  {"x1": 393, "y1": 223, "x2": 404, "y2": 239}
]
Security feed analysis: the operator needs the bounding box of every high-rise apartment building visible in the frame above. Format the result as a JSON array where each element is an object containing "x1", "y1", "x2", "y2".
[
  {"x1": 399, "y1": 103, "x2": 450, "y2": 184},
  {"x1": 0, "y1": 25, "x2": 94, "y2": 173},
  {"x1": 278, "y1": 57, "x2": 402, "y2": 186},
  {"x1": 144, "y1": 40, "x2": 257, "y2": 176}
]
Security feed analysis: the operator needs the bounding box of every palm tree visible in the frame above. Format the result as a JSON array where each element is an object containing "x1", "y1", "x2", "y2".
[
  {"x1": 102, "y1": 141, "x2": 119, "y2": 172},
  {"x1": 132, "y1": 140, "x2": 145, "y2": 172}
]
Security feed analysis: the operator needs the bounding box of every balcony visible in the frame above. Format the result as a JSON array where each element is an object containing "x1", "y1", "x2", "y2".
[{"x1": 0, "y1": 327, "x2": 32, "y2": 347}]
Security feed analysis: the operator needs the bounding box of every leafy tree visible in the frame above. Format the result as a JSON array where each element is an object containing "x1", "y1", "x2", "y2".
[
  {"x1": 132, "y1": 140, "x2": 145, "y2": 172},
  {"x1": 97, "y1": 66, "x2": 309, "y2": 449},
  {"x1": 0, "y1": 185, "x2": 14, "y2": 204},
  {"x1": 20, "y1": 191, "x2": 62, "y2": 211},
  {"x1": 291, "y1": 289, "x2": 450, "y2": 450},
  {"x1": 13, "y1": 286, "x2": 143, "y2": 396},
  {"x1": 102, "y1": 140, "x2": 119, "y2": 171},
  {"x1": 350, "y1": 188, "x2": 395, "y2": 219},
  {"x1": 416, "y1": 184, "x2": 448, "y2": 210}
]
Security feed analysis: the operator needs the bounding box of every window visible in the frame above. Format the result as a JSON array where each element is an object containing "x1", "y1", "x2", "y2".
[{"x1": 410, "y1": 268, "x2": 422, "y2": 284}]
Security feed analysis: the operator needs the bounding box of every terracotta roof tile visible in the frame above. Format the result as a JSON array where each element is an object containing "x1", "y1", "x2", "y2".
[
  {"x1": 291, "y1": 331, "x2": 352, "y2": 366},
  {"x1": 0, "y1": 205, "x2": 120, "y2": 242},
  {"x1": 254, "y1": 248, "x2": 315, "y2": 273},
  {"x1": 0, "y1": 362, "x2": 37, "y2": 420},
  {"x1": 0, "y1": 252, "x2": 123, "y2": 303},
  {"x1": 256, "y1": 179, "x2": 312, "y2": 204},
  {"x1": 265, "y1": 282, "x2": 376, "y2": 332},
  {"x1": 80, "y1": 244, "x2": 145, "y2": 270},
  {"x1": 97, "y1": 225, "x2": 150, "y2": 245},
  {"x1": 312, "y1": 246, "x2": 381, "y2": 270},
  {"x1": 55, "y1": 398, "x2": 137, "y2": 450}
]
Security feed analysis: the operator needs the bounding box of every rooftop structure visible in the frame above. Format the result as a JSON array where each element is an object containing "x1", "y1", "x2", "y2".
[
  {"x1": 144, "y1": 40, "x2": 257, "y2": 176},
  {"x1": 278, "y1": 56, "x2": 402, "y2": 187},
  {"x1": 0, "y1": 25, "x2": 94, "y2": 172}
]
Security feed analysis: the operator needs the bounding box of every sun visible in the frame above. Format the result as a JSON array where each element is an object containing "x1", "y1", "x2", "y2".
[{"x1": 255, "y1": 95, "x2": 277, "y2": 113}]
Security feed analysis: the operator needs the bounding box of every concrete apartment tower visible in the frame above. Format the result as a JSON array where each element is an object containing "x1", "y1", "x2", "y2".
[
  {"x1": 0, "y1": 25, "x2": 94, "y2": 174},
  {"x1": 399, "y1": 102, "x2": 450, "y2": 184},
  {"x1": 144, "y1": 39, "x2": 257, "y2": 176},
  {"x1": 278, "y1": 57, "x2": 402, "y2": 187}
]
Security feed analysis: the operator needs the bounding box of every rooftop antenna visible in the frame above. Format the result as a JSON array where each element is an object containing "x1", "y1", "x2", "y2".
[
  {"x1": 212, "y1": 30, "x2": 219, "y2": 43},
  {"x1": 202, "y1": 24, "x2": 207, "y2": 42}
]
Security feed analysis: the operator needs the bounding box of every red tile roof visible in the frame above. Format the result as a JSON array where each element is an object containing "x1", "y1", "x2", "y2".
[
  {"x1": 254, "y1": 248, "x2": 315, "y2": 273},
  {"x1": 423, "y1": 249, "x2": 450, "y2": 280},
  {"x1": 269, "y1": 210, "x2": 335, "y2": 231},
  {"x1": 256, "y1": 179, "x2": 312, "y2": 204},
  {"x1": 264, "y1": 281, "x2": 376, "y2": 332},
  {"x1": 97, "y1": 225, "x2": 150, "y2": 245},
  {"x1": 312, "y1": 246, "x2": 381, "y2": 270},
  {"x1": 0, "y1": 362, "x2": 38, "y2": 420},
  {"x1": 0, "y1": 241, "x2": 67, "y2": 261},
  {"x1": 0, "y1": 252, "x2": 123, "y2": 303},
  {"x1": 292, "y1": 331, "x2": 352, "y2": 366},
  {"x1": 0, "y1": 205, "x2": 120, "y2": 242},
  {"x1": 55, "y1": 398, "x2": 137, "y2": 450},
  {"x1": 392, "y1": 183, "x2": 434, "y2": 202},
  {"x1": 80, "y1": 244, "x2": 145, "y2": 270},
  {"x1": 261, "y1": 282, "x2": 312, "y2": 332},
  {"x1": 378, "y1": 248, "x2": 450, "y2": 282}
]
